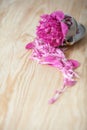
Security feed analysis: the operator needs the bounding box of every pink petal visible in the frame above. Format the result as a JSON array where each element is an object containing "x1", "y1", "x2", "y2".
[
  {"x1": 68, "y1": 59, "x2": 80, "y2": 68},
  {"x1": 51, "y1": 11, "x2": 65, "y2": 20},
  {"x1": 56, "y1": 11, "x2": 65, "y2": 20},
  {"x1": 64, "y1": 79, "x2": 76, "y2": 86},
  {"x1": 25, "y1": 42, "x2": 34, "y2": 50},
  {"x1": 61, "y1": 22, "x2": 68, "y2": 37},
  {"x1": 48, "y1": 98, "x2": 56, "y2": 104},
  {"x1": 44, "y1": 56, "x2": 56, "y2": 62}
]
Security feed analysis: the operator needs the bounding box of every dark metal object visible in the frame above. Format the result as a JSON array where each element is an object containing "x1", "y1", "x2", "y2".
[{"x1": 63, "y1": 15, "x2": 86, "y2": 46}]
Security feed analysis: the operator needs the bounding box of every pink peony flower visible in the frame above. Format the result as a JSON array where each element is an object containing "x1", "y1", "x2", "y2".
[
  {"x1": 25, "y1": 11, "x2": 80, "y2": 104},
  {"x1": 36, "y1": 11, "x2": 68, "y2": 47}
]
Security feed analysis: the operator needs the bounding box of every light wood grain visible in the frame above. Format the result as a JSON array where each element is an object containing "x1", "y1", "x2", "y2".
[{"x1": 0, "y1": 0, "x2": 87, "y2": 130}]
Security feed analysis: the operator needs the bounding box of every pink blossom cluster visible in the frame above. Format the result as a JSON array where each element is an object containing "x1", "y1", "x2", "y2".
[{"x1": 36, "y1": 11, "x2": 68, "y2": 47}]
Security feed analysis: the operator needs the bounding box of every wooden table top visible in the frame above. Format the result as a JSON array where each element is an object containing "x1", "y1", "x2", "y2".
[{"x1": 0, "y1": 0, "x2": 87, "y2": 130}]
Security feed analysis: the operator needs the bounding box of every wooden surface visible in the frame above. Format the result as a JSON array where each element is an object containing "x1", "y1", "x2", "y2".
[{"x1": 0, "y1": 0, "x2": 87, "y2": 130}]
